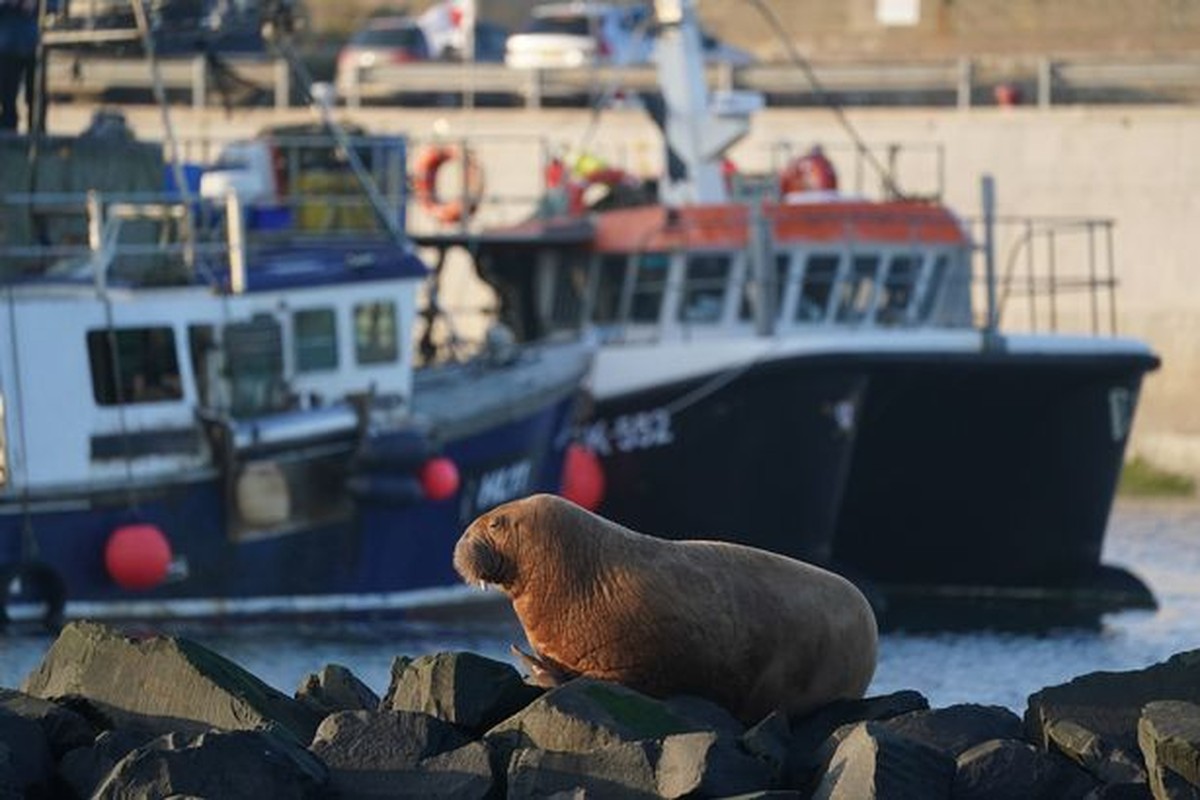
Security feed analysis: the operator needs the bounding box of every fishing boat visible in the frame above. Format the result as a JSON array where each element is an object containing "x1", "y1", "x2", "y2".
[
  {"x1": 0, "y1": 51, "x2": 593, "y2": 625},
  {"x1": 419, "y1": 0, "x2": 1161, "y2": 610}
]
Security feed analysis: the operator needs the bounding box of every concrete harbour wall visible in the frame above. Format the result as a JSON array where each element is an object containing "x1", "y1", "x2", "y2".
[{"x1": 38, "y1": 103, "x2": 1200, "y2": 478}]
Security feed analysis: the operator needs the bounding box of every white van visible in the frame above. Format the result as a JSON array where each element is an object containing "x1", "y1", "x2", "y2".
[{"x1": 504, "y1": 1, "x2": 653, "y2": 69}]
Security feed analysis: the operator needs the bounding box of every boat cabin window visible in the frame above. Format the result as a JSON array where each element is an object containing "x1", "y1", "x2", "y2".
[
  {"x1": 549, "y1": 256, "x2": 588, "y2": 329},
  {"x1": 917, "y1": 254, "x2": 950, "y2": 321},
  {"x1": 680, "y1": 253, "x2": 732, "y2": 324},
  {"x1": 877, "y1": 254, "x2": 921, "y2": 325},
  {"x1": 225, "y1": 315, "x2": 291, "y2": 417},
  {"x1": 796, "y1": 254, "x2": 839, "y2": 323},
  {"x1": 295, "y1": 308, "x2": 339, "y2": 372},
  {"x1": 87, "y1": 326, "x2": 183, "y2": 405},
  {"x1": 630, "y1": 252, "x2": 669, "y2": 323},
  {"x1": 740, "y1": 252, "x2": 790, "y2": 322},
  {"x1": 591, "y1": 254, "x2": 630, "y2": 324},
  {"x1": 835, "y1": 255, "x2": 881, "y2": 323},
  {"x1": 354, "y1": 301, "x2": 399, "y2": 365}
]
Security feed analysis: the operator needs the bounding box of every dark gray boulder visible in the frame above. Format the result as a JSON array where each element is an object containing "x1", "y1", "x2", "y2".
[
  {"x1": 1026, "y1": 650, "x2": 1200, "y2": 786},
  {"x1": 656, "y1": 729, "x2": 774, "y2": 798},
  {"x1": 294, "y1": 663, "x2": 380, "y2": 716},
  {"x1": 742, "y1": 711, "x2": 792, "y2": 785},
  {"x1": 810, "y1": 721, "x2": 956, "y2": 800},
  {"x1": 882, "y1": 704, "x2": 1024, "y2": 758},
  {"x1": 953, "y1": 738, "x2": 1099, "y2": 800},
  {"x1": 0, "y1": 688, "x2": 96, "y2": 759},
  {"x1": 784, "y1": 690, "x2": 930, "y2": 790},
  {"x1": 506, "y1": 743, "x2": 660, "y2": 799},
  {"x1": 308, "y1": 708, "x2": 492, "y2": 799},
  {"x1": 0, "y1": 706, "x2": 54, "y2": 798},
  {"x1": 382, "y1": 651, "x2": 541, "y2": 735},
  {"x1": 484, "y1": 677, "x2": 706, "y2": 766},
  {"x1": 58, "y1": 729, "x2": 155, "y2": 800},
  {"x1": 91, "y1": 728, "x2": 329, "y2": 800},
  {"x1": 21, "y1": 621, "x2": 322, "y2": 744},
  {"x1": 1138, "y1": 700, "x2": 1200, "y2": 799}
]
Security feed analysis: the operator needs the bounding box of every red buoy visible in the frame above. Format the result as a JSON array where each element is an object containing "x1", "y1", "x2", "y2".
[
  {"x1": 420, "y1": 456, "x2": 461, "y2": 501},
  {"x1": 104, "y1": 524, "x2": 172, "y2": 591},
  {"x1": 560, "y1": 443, "x2": 605, "y2": 511}
]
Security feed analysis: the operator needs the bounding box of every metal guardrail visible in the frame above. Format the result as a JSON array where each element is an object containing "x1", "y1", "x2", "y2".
[{"x1": 44, "y1": 53, "x2": 1200, "y2": 109}]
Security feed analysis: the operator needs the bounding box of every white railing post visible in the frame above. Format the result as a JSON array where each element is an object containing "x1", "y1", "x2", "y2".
[
  {"x1": 191, "y1": 55, "x2": 207, "y2": 110},
  {"x1": 956, "y1": 57, "x2": 973, "y2": 109},
  {"x1": 1038, "y1": 57, "x2": 1054, "y2": 108},
  {"x1": 275, "y1": 58, "x2": 290, "y2": 109}
]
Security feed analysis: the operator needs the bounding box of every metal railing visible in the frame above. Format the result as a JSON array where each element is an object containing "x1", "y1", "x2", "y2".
[{"x1": 44, "y1": 52, "x2": 1200, "y2": 110}]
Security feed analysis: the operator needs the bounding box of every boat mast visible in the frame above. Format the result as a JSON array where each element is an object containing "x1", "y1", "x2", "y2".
[{"x1": 649, "y1": 0, "x2": 760, "y2": 206}]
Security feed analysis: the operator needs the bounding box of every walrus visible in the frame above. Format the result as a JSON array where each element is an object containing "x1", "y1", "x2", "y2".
[{"x1": 453, "y1": 493, "x2": 878, "y2": 724}]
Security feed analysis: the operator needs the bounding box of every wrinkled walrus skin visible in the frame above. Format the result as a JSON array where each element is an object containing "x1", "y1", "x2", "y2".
[{"x1": 453, "y1": 493, "x2": 878, "y2": 724}]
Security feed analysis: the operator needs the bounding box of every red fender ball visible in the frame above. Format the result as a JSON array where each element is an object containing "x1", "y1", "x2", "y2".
[
  {"x1": 105, "y1": 524, "x2": 172, "y2": 591},
  {"x1": 560, "y1": 443, "x2": 606, "y2": 511},
  {"x1": 420, "y1": 456, "x2": 461, "y2": 501}
]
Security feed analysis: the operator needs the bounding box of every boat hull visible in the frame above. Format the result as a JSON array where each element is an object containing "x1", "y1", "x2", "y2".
[
  {"x1": 588, "y1": 355, "x2": 866, "y2": 565},
  {"x1": 0, "y1": 382, "x2": 580, "y2": 624},
  {"x1": 832, "y1": 349, "x2": 1158, "y2": 598}
]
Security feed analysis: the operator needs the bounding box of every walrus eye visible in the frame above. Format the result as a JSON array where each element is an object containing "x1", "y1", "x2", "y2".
[{"x1": 489, "y1": 514, "x2": 507, "y2": 532}]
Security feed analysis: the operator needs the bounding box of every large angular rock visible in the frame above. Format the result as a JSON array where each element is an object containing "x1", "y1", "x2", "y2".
[
  {"x1": 784, "y1": 690, "x2": 930, "y2": 790},
  {"x1": 506, "y1": 743, "x2": 660, "y2": 799},
  {"x1": 0, "y1": 706, "x2": 54, "y2": 797},
  {"x1": 1139, "y1": 700, "x2": 1200, "y2": 799},
  {"x1": 484, "y1": 677, "x2": 707, "y2": 766},
  {"x1": 21, "y1": 621, "x2": 322, "y2": 743},
  {"x1": 0, "y1": 688, "x2": 96, "y2": 758},
  {"x1": 309, "y1": 708, "x2": 493, "y2": 799},
  {"x1": 655, "y1": 730, "x2": 774, "y2": 798},
  {"x1": 883, "y1": 704, "x2": 1024, "y2": 758},
  {"x1": 810, "y1": 721, "x2": 956, "y2": 800},
  {"x1": 1026, "y1": 650, "x2": 1200, "y2": 785},
  {"x1": 91, "y1": 729, "x2": 329, "y2": 799},
  {"x1": 382, "y1": 651, "x2": 541, "y2": 735},
  {"x1": 57, "y1": 729, "x2": 155, "y2": 800},
  {"x1": 954, "y1": 738, "x2": 1099, "y2": 800},
  {"x1": 295, "y1": 663, "x2": 380, "y2": 716}
]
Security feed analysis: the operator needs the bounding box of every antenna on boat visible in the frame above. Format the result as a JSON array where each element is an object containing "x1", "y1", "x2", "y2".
[
  {"x1": 745, "y1": 0, "x2": 905, "y2": 200},
  {"x1": 647, "y1": 0, "x2": 760, "y2": 206}
]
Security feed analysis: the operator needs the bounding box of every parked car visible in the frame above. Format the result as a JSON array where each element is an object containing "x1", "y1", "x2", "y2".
[
  {"x1": 335, "y1": 16, "x2": 431, "y2": 95},
  {"x1": 505, "y1": 1, "x2": 653, "y2": 69}
]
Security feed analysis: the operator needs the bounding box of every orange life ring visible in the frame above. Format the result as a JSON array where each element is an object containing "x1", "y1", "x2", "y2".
[
  {"x1": 779, "y1": 148, "x2": 838, "y2": 195},
  {"x1": 413, "y1": 144, "x2": 485, "y2": 225}
]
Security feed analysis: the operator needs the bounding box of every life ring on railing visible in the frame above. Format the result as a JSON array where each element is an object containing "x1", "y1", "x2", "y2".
[
  {"x1": 413, "y1": 144, "x2": 485, "y2": 225},
  {"x1": 779, "y1": 146, "x2": 838, "y2": 196},
  {"x1": 0, "y1": 561, "x2": 66, "y2": 630}
]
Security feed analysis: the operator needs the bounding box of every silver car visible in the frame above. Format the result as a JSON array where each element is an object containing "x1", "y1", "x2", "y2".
[{"x1": 505, "y1": 1, "x2": 653, "y2": 69}]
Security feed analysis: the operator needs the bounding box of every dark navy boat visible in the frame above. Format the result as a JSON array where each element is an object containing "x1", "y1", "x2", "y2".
[{"x1": 0, "y1": 123, "x2": 592, "y2": 625}]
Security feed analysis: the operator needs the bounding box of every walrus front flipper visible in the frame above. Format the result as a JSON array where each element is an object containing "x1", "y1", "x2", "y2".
[{"x1": 510, "y1": 644, "x2": 578, "y2": 687}]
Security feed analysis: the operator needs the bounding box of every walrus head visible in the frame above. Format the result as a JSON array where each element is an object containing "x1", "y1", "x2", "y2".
[{"x1": 453, "y1": 507, "x2": 520, "y2": 591}]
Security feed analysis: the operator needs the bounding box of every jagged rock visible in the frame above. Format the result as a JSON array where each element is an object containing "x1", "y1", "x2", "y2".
[
  {"x1": 953, "y1": 738, "x2": 1099, "y2": 800},
  {"x1": 1026, "y1": 650, "x2": 1200, "y2": 786},
  {"x1": 91, "y1": 729, "x2": 329, "y2": 799},
  {"x1": 0, "y1": 706, "x2": 54, "y2": 797},
  {"x1": 656, "y1": 730, "x2": 774, "y2": 798},
  {"x1": 882, "y1": 704, "x2": 1024, "y2": 758},
  {"x1": 783, "y1": 689, "x2": 930, "y2": 789},
  {"x1": 308, "y1": 708, "x2": 492, "y2": 799},
  {"x1": 0, "y1": 688, "x2": 96, "y2": 758},
  {"x1": 20, "y1": 621, "x2": 322, "y2": 744},
  {"x1": 663, "y1": 695, "x2": 747, "y2": 739},
  {"x1": 484, "y1": 677, "x2": 707, "y2": 768},
  {"x1": 810, "y1": 721, "x2": 956, "y2": 800},
  {"x1": 1139, "y1": 700, "x2": 1200, "y2": 799},
  {"x1": 1046, "y1": 718, "x2": 1148, "y2": 784},
  {"x1": 742, "y1": 711, "x2": 792, "y2": 784},
  {"x1": 295, "y1": 663, "x2": 380, "y2": 716},
  {"x1": 506, "y1": 743, "x2": 660, "y2": 799},
  {"x1": 382, "y1": 651, "x2": 541, "y2": 734},
  {"x1": 711, "y1": 793, "x2": 804, "y2": 799},
  {"x1": 58, "y1": 729, "x2": 155, "y2": 800}
]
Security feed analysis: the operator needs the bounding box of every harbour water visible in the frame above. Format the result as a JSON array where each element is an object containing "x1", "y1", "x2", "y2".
[{"x1": 1, "y1": 500, "x2": 1197, "y2": 714}]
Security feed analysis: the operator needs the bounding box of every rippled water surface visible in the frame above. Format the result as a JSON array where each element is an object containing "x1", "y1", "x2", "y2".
[{"x1": 2, "y1": 501, "x2": 1198, "y2": 713}]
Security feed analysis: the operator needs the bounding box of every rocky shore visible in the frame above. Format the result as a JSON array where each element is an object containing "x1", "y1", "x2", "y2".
[{"x1": 1, "y1": 622, "x2": 1199, "y2": 798}]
